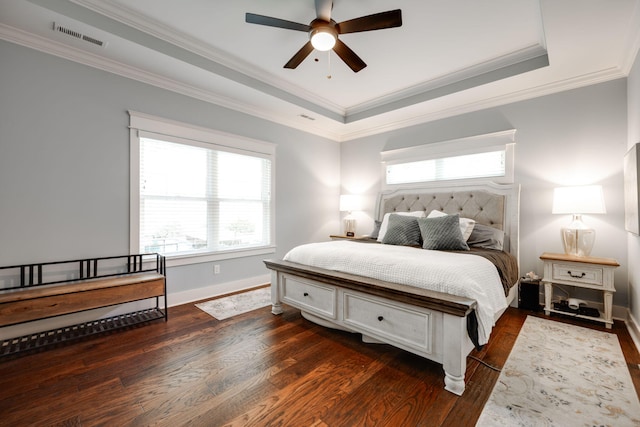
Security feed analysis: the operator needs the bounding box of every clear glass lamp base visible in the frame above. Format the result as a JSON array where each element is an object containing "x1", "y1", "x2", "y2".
[
  {"x1": 560, "y1": 214, "x2": 595, "y2": 257},
  {"x1": 343, "y1": 217, "x2": 357, "y2": 237}
]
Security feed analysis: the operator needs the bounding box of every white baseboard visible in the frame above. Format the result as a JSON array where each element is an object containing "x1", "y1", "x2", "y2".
[
  {"x1": 626, "y1": 311, "x2": 640, "y2": 354},
  {"x1": 585, "y1": 302, "x2": 640, "y2": 354},
  {"x1": 613, "y1": 303, "x2": 629, "y2": 322},
  {"x1": 168, "y1": 273, "x2": 270, "y2": 307}
]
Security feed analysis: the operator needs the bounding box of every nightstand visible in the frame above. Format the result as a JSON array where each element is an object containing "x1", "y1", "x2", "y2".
[
  {"x1": 540, "y1": 252, "x2": 619, "y2": 328},
  {"x1": 329, "y1": 235, "x2": 377, "y2": 242}
]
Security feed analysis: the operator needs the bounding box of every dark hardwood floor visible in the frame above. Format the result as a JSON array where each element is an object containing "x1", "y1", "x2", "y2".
[{"x1": 0, "y1": 292, "x2": 638, "y2": 427}]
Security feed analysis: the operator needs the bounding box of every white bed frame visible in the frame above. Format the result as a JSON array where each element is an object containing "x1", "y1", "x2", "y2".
[{"x1": 265, "y1": 182, "x2": 520, "y2": 395}]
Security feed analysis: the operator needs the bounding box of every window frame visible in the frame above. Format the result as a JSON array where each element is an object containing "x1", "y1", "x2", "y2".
[
  {"x1": 380, "y1": 130, "x2": 516, "y2": 190},
  {"x1": 129, "y1": 111, "x2": 276, "y2": 267}
]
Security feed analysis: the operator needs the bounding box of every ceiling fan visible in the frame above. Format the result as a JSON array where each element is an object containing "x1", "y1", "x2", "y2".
[{"x1": 245, "y1": 0, "x2": 402, "y2": 73}]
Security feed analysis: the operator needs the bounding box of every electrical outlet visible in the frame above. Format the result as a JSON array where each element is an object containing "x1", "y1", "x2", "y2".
[{"x1": 214, "y1": 264, "x2": 220, "y2": 274}]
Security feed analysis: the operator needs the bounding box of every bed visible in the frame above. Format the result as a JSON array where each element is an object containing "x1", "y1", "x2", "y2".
[{"x1": 264, "y1": 182, "x2": 520, "y2": 395}]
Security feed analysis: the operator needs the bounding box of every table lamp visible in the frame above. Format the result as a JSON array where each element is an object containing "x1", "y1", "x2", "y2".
[{"x1": 552, "y1": 185, "x2": 606, "y2": 257}]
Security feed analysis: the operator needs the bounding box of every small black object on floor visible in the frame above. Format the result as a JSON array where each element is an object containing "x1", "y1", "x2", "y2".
[
  {"x1": 553, "y1": 300, "x2": 600, "y2": 318},
  {"x1": 518, "y1": 278, "x2": 542, "y2": 311}
]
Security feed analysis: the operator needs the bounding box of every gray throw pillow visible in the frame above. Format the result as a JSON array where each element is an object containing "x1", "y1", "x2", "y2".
[
  {"x1": 467, "y1": 223, "x2": 504, "y2": 250},
  {"x1": 418, "y1": 214, "x2": 469, "y2": 251},
  {"x1": 381, "y1": 214, "x2": 421, "y2": 246}
]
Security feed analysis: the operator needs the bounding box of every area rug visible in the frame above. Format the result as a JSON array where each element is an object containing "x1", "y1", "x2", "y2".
[
  {"x1": 195, "y1": 287, "x2": 271, "y2": 320},
  {"x1": 476, "y1": 316, "x2": 640, "y2": 426}
]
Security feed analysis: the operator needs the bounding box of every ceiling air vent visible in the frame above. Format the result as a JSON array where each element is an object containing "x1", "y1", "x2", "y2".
[{"x1": 52, "y1": 22, "x2": 108, "y2": 48}]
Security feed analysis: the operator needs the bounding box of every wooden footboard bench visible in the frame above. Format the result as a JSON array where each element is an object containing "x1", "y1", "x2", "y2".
[{"x1": 0, "y1": 253, "x2": 166, "y2": 357}]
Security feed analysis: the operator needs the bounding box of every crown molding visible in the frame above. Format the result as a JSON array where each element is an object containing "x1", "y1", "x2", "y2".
[
  {"x1": 0, "y1": 23, "x2": 343, "y2": 141},
  {"x1": 347, "y1": 44, "x2": 548, "y2": 116},
  {"x1": 619, "y1": 1, "x2": 640, "y2": 75},
  {"x1": 338, "y1": 66, "x2": 626, "y2": 142},
  {"x1": 68, "y1": 0, "x2": 345, "y2": 114},
  {"x1": 0, "y1": 21, "x2": 630, "y2": 144},
  {"x1": 25, "y1": 0, "x2": 345, "y2": 122}
]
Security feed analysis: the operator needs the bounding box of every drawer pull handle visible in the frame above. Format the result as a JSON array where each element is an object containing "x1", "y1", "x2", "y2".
[
  {"x1": 567, "y1": 271, "x2": 586, "y2": 279},
  {"x1": 377, "y1": 316, "x2": 384, "y2": 322},
  {"x1": 303, "y1": 292, "x2": 309, "y2": 297}
]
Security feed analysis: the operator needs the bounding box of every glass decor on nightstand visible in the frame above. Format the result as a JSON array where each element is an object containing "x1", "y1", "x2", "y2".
[
  {"x1": 339, "y1": 194, "x2": 361, "y2": 237},
  {"x1": 552, "y1": 185, "x2": 606, "y2": 257},
  {"x1": 559, "y1": 214, "x2": 596, "y2": 257}
]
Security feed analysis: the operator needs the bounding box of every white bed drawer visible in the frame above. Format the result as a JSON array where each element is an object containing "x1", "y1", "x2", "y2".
[
  {"x1": 281, "y1": 275, "x2": 336, "y2": 319},
  {"x1": 551, "y1": 263, "x2": 603, "y2": 287},
  {"x1": 342, "y1": 292, "x2": 432, "y2": 354}
]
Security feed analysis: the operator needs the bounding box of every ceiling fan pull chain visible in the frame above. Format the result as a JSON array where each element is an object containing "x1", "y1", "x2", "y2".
[{"x1": 327, "y1": 50, "x2": 332, "y2": 79}]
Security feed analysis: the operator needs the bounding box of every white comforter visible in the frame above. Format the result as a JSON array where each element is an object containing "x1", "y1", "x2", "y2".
[{"x1": 283, "y1": 240, "x2": 507, "y2": 345}]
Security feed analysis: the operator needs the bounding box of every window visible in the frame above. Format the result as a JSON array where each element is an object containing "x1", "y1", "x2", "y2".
[
  {"x1": 386, "y1": 151, "x2": 506, "y2": 185},
  {"x1": 381, "y1": 130, "x2": 516, "y2": 188},
  {"x1": 130, "y1": 112, "x2": 275, "y2": 265}
]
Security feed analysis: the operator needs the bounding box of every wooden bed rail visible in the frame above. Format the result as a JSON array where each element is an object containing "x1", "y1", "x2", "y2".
[{"x1": 0, "y1": 253, "x2": 167, "y2": 357}]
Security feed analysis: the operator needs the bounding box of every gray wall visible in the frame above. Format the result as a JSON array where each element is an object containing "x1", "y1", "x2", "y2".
[
  {"x1": 627, "y1": 50, "x2": 640, "y2": 328},
  {"x1": 0, "y1": 38, "x2": 633, "y2": 316},
  {"x1": 0, "y1": 40, "x2": 340, "y2": 298},
  {"x1": 341, "y1": 79, "x2": 629, "y2": 309}
]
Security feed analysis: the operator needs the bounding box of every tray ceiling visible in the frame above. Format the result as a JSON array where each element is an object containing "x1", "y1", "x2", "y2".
[{"x1": 1, "y1": 0, "x2": 639, "y2": 141}]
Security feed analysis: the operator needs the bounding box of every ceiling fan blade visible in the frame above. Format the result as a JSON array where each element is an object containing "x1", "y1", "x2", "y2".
[
  {"x1": 284, "y1": 41, "x2": 315, "y2": 69},
  {"x1": 333, "y1": 39, "x2": 366, "y2": 72},
  {"x1": 337, "y1": 9, "x2": 402, "y2": 34},
  {"x1": 315, "y1": 0, "x2": 333, "y2": 22},
  {"x1": 245, "y1": 13, "x2": 311, "y2": 32}
]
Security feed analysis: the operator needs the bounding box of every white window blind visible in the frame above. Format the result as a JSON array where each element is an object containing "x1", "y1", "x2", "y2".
[
  {"x1": 129, "y1": 111, "x2": 275, "y2": 264},
  {"x1": 386, "y1": 150, "x2": 506, "y2": 185},
  {"x1": 381, "y1": 130, "x2": 516, "y2": 188}
]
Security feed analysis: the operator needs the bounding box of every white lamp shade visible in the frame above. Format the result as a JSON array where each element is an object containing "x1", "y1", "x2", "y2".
[
  {"x1": 552, "y1": 185, "x2": 606, "y2": 214},
  {"x1": 339, "y1": 195, "x2": 361, "y2": 212}
]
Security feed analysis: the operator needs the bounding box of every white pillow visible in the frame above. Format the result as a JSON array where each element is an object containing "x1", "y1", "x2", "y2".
[
  {"x1": 427, "y1": 210, "x2": 476, "y2": 241},
  {"x1": 377, "y1": 211, "x2": 425, "y2": 242}
]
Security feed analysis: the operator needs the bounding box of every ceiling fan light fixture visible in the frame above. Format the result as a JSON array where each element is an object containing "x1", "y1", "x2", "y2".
[
  {"x1": 310, "y1": 27, "x2": 337, "y2": 51},
  {"x1": 246, "y1": 5, "x2": 402, "y2": 72}
]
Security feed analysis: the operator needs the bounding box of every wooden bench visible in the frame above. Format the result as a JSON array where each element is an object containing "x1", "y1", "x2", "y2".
[{"x1": 0, "y1": 253, "x2": 166, "y2": 357}]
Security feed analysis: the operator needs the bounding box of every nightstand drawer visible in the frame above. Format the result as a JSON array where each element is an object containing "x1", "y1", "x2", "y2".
[
  {"x1": 552, "y1": 263, "x2": 603, "y2": 286},
  {"x1": 281, "y1": 275, "x2": 336, "y2": 319}
]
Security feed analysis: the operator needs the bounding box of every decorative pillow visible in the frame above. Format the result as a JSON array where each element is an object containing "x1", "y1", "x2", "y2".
[
  {"x1": 381, "y1": 214, "x2": 422, "y2": 246},
  {"x1": 377, "y1": 210, "x2": 425, "y2": 242},
  {"x1": 467, "y1": 223, "x2": 504, "y2": 250},
  {"x1": 427, "y1": 210, "x2": 475, "y2": 241},
  {"x1": 369, "y1": 220, "x2": 382, "y2": 239},
  {"x1": 418, "y1": 214, "x2": 470, "y2": 251}
]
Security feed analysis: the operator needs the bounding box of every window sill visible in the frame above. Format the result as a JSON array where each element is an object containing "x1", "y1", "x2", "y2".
[{"x1": 163, "y1": 246, "x2": 276, "y2": 268}]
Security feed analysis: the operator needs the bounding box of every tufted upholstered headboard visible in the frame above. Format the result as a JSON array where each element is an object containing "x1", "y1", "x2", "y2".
[
  {"x1": 375, "y1": 182, "x2": 520, "y2": 261},
  {"x1": 380, "y1": 190, "x2": 505, "y2": 230}
]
